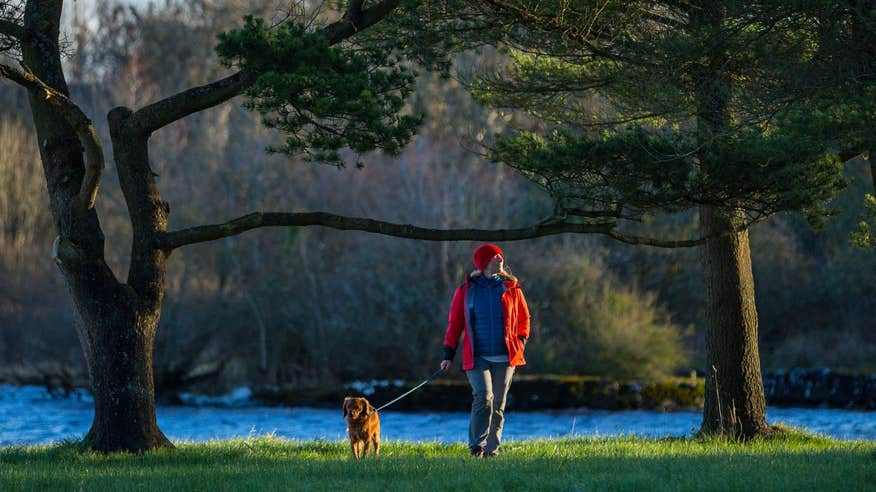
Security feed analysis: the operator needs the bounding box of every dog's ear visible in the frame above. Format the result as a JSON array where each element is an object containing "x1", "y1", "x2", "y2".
[
  {"x1": 343, "y1": 397, "x2": 351, "y2": 417},
  {"x1": 367, "y1": 402, "x2": 376, "y2": 415}
]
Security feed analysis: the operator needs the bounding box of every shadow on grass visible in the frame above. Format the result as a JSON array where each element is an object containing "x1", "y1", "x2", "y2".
[{"x1": 1, "y1": 432, "x2": 872, "y2": 491}]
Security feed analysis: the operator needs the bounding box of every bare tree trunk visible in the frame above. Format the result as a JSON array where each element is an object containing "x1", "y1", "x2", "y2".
[
  {"x1": 699, "y1": 207, "x2": 769, "y2": 438},
  {"x1": 20, "y1": 1, "x2": 170, "y2": 452},
  {"x1": 52, "y1": 237, "x2": 171, "y2": 452},
  {"x1": 80, "y1": 295, "x2": 171, "y2": 452},
  {"x1": 93, "y1": 107, "x2": 174, "y2": 452}
]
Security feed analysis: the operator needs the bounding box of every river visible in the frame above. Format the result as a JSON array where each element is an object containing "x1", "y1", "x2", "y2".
[{"x1": 1, "y1": 385, "x2": 873, "y2": 446}]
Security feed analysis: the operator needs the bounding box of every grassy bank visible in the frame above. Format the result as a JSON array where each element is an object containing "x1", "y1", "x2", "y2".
[{"x1": 1, "y1": 428, "x2": 873, "y2": 491}]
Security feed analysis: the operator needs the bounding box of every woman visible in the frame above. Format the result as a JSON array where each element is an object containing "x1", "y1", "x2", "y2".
[{"x1": 440, "y1": 243, "x2": 531, "y2": 458}]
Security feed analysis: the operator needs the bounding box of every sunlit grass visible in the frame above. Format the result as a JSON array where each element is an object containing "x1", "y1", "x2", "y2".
[{"x1": 0, "y1": 427, "x2": 873, "y2": 491}]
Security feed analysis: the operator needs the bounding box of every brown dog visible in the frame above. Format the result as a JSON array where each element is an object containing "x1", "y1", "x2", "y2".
[{"x1": 343, "y1": 396, "x2": 380, "y2": 459}]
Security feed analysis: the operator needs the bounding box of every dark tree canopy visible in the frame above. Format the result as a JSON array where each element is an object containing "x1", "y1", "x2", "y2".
[
  {"x1": 783, "y1": 1, "x2": 876, "y2": 246},
  {"x1": 415, "y1": 2, "x2": 847, "y2": 227}
]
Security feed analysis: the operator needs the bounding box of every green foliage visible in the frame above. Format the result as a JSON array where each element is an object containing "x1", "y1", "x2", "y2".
[
  {"x1": 1, "y1": 434, "x2": 873, "y2": 491},
  {"x1": 703, "y1": 121, "x2": 846, "y2": 227},
  {"x1": 360, "y1": 0, "x2": 504, "y2": 77},
  {"x1": 795, "y1": 4, "x2": 876, "y2": 151},
  {"x1": 399, "y1": 1, "x2": 854, "y2": 226},
  {"x1": 528, "y1": 256, "x2": 689, "y2": 380},
  {"x1": 217, "y1": 16, "x2": 422, "y2": 166},
  {"x1": 850, "y1": 194, "x2": 876, "y2": 248},
  {"x1": 491, "y1": 128, "x2": 696, "y2": 218},
  {"x1": 490, "y1": 119, "x2": 845, "y2": 225},
  {"x1": 798, "y1": 90, "x2": 876, "y2": 153}
]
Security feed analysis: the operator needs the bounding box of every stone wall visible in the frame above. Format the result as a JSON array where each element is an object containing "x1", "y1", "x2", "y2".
[
  {"x1": 255, "y1": 368, "x2": 876, "y2": 411},
  {"x1": 256, "y1": 375, "x2": 705, "y2": 412},
  {"x1": 763, "y1": 368, "x2": 876, "y2": 410}
]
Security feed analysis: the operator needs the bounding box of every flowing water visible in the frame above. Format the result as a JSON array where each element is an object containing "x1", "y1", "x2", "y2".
[{"x1": 1, "y1": 385, "x2": 873, "y2": 446}]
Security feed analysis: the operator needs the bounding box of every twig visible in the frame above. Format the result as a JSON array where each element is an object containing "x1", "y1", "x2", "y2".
[{"x1": 712, "y1": 365, "x2": 724, "y2": 436}]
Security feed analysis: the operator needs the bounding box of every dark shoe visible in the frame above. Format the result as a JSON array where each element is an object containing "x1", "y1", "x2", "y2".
[{"x1": 470, "y1": 446, "x2": 484, "y2": 458}]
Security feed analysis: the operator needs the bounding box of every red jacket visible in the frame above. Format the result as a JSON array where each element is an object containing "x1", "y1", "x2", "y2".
[{"x1": 443, "y1": 274, "x2": 531, "y2": 371}]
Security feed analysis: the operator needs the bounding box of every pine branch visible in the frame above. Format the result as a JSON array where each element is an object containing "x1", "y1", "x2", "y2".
[{"x1": 126, "y1": 0, "x2": 403, "y2": 136}]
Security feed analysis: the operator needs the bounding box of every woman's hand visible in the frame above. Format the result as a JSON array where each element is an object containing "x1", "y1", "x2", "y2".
[{"x1": 440, "y1": 360, "x2": 451, "y2": 372}]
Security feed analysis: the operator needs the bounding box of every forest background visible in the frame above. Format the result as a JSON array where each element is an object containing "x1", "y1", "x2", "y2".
[{"x1": 1, "y1": 0, "x2": 874, "y2": 397}]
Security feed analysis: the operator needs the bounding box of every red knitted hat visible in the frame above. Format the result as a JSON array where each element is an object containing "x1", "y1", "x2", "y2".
[{"x1": 473, "y1": 243, "x2": 504, "y2": 271}]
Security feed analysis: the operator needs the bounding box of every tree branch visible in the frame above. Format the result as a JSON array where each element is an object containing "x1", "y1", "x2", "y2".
[
  {"x1": 605, "y1": 212, "x2": 772, "y2": 247},
  {"x1": 324, "y1": 0, "x2": 400, "y2": 44},
  {"x1": 157, "y1": 209, "x2": 769, "y2": 252},
  {"x1": 125, "y1": 70, "x2": 256, "y2": 136},
  {"x1": 838, "y1": 148, "x2": 866, "y2": 163},
  {"x1": 126, "y1": 0, "x2": 403, "y2": 136},
  {"x1": 0, "y1": 62, "x2": 104, "y2": 211},
  {"x1": 604, "y1": 229, "x2": 704, "y2": 248},
  {"x1": 565, "y1": 207, "x2": 623, "y2": 219},
  {"x1": 0, "y1": 19, "x2": 23, "y2": 40},
  {"x1": 158, "y1": 211, "x2": 616, "y2": 250}
]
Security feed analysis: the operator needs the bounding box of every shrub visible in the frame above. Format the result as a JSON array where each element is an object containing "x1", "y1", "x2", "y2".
[{"x1": 525, "y1": 255, "x2": 689, "y2": 380}]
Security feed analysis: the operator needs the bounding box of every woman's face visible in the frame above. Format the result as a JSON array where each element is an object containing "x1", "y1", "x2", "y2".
[{"x1": 484, "y1": 254, "x2": 504, "y2": 275}]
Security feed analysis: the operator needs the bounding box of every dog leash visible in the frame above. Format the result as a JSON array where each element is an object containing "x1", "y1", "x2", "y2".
[{"x1": 371, "y1": 368, "x2": 444, "y2": 414}]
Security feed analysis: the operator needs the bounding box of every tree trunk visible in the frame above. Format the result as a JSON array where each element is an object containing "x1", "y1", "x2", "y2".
[
  {"x1": 699, "y1": 207, "x2": 769, "y2": 438},
  {"x1": 78, "y1": 288, "x2": 171, "y2": 452},
  {"x1": 52, "y1": 227, "x2": 170, "y2": 452},
  {"x1": 99, "y1": 107, "x2": 174, "y2": 452},
  {"x1": 20, "y1": 2, "x2": 173, "y2": 452},
  {"x1": 692, "y1": 2, "x2": 769, "y2": 439}
]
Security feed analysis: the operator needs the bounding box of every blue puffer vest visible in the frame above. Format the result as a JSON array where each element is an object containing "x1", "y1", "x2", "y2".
[{"x1": 467, "y1": 274, "x2": 508, "y2": 357}]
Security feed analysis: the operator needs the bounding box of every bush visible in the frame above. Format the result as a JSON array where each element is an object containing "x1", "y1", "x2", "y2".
[{"x1": 525, "y1": 254, "x2": 689, "y2": 380}]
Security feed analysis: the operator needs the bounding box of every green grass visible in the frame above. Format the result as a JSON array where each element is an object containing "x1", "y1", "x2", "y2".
[{"x1": 0, "y1": 428, "x2": 873, "y2": 491}]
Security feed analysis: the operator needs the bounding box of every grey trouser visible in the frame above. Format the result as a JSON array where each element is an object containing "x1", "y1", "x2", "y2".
[{"x1": 465, "y1": 356, "x2": 515, "y2": 454}]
